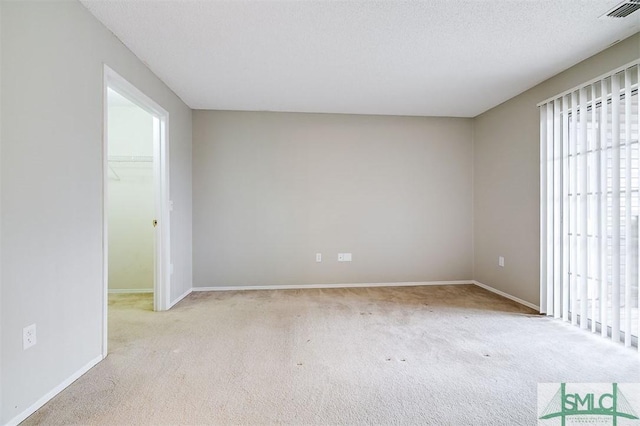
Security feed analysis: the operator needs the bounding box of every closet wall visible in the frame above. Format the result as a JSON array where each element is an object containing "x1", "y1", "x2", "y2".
[{"x1": 107, "y1": 89, "x2": 155, "y2": 292}]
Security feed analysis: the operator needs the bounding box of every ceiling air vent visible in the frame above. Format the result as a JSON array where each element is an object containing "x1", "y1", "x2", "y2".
[{"x1": 604, "y1": 0, "x2": 640, "y2": 18}]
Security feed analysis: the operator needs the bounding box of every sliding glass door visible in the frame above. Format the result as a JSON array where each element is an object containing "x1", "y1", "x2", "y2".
[{"x1": 540, "y1": 61, "x2": 639, "y2": 348}]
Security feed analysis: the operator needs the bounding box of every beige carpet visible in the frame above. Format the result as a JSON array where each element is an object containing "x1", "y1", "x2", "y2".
[{"x1": 23, "y1": 285, "x2": 640, "y2": 425}]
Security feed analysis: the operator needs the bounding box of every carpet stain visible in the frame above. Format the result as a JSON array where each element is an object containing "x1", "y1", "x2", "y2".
[{"x1": 22, "y1": 285, "x2": 640, "y2": 426}]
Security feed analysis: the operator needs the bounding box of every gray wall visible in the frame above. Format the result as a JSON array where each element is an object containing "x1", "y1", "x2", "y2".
[
  {"x1": 0, "y1": 1, "x2": 192, "y2": 423},
  {"x1": 473, "y1": 33, "x2": 640, "y2": 306},
  {"x1": 193, "y1": 111, "x2": 473, "y2": 288}
]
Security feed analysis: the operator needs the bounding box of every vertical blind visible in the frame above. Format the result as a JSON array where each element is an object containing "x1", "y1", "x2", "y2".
[{"x1": 539, "y1": 60, "x2": 640, "y2": 349}]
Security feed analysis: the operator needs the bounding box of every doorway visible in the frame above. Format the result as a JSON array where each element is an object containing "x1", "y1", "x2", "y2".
[{"x1": 103, "y1": 66, "x2": 171, "y2": 358}]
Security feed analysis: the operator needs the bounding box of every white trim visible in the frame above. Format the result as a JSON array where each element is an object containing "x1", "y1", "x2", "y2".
[
  {"x1": 101, "y1": 66, "x2": 109, "y2": 359},
  {"x1": 5, "y1": 355, "x2": 103, "y2": 426},
  {"x1": 537, "y1": 58, "x2": 640, "y2": 107},
  {"x1": 169, "y1": 287, "x2": 193, "y2": 308},
  {"x1": 104, "y1": 67, "x2": 168, "y2": 117},
  {"x1": 192, "y1": 281, "x2": 474, "y2": 292},
  {"x1": 108, "y1": 289, "x2": 154, "y2": 294},
  {"x1": 153, "y1": 114, "x2": 172, "y2": 312},
  {"x1": 473, "y1": 280, "x2": 540, "y2": 311},
  {"x1": 103, "y1": 64, "x2": 171, "y2": 317}
]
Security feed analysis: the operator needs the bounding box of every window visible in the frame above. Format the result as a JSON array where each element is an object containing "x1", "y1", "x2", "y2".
[{"x1": 539, "y1": 61, "x2": 639, "y2": 349}]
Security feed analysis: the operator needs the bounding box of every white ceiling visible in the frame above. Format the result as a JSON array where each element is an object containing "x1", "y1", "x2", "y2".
[{"x1": 81, "y1": 1, "x2": 640, "y2": 117}]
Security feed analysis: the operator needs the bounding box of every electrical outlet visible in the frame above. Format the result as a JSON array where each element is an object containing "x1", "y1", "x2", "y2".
[
  {"x1": 23, "y1": 324, "x2": 37, "y2": 350},
  {"x1": 316, "y1": 253, "x2": 322, "y2": 262},
  {"x1": 498, "y1": 256, "x2": 505, "y2": 267}
]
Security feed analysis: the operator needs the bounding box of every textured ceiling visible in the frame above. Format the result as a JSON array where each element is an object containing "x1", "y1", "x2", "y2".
[{"x1": 81, "y1": 1, "x2": 640, "y2": 117}]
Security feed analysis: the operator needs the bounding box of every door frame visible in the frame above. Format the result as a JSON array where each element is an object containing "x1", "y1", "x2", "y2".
[{"x1": 102, "y1": 65, "x2": 171, "y2": 358}]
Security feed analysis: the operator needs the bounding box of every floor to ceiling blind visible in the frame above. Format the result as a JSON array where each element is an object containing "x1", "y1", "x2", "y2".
[{"x1": 539, "y1": 60, "x2": 639, "y2": 349}]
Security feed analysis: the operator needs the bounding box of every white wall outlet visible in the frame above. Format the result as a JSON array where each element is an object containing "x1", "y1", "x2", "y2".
[
  {"x1": 316, "y1": 253, "x2": 322, "y2": 262},
  {"x1": 338, "y1": 253, "x2": 352, "y2": 262},
  {"x1": 498, "y1": 256, "x2": 505, "y2": 267},
  {"x1": 23, "y1": 324, "x2": 37, "y2": 350},
  {"x1": 170, "y1": 263, "x2": 174, "y2": 275}
]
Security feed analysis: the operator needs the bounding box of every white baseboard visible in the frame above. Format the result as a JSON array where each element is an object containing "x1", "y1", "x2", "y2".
[
  {"x1": 108, "y1": 288, "x2": 153, "y2": 294},
  {"x1": 192, "y1": 280, "x2": 474, "y2": 292},
  {"x1": 170, "y1": 287, "x2": 193, "y2": 308},
  {"x1": 5, "y1": 355, "x2": 103, "y2": 426},
  {"x1": 473, "y1": 280, "x2": 540, "y2": 311}
]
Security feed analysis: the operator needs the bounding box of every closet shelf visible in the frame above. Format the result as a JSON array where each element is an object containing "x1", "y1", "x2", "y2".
[{"x1": 108, "y1": 155, "x2": 153, "y2": 163}]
